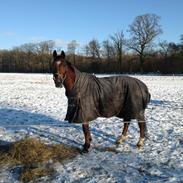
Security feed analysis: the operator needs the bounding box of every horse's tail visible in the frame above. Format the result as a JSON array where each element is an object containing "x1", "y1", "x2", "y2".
[
  {"x1": 147, "y1": 91, "x2": 151, "y2": 104},
  {"x1": 148, "y1": 92, "x2": 151, "y2": 103},
  {"x1": 143, "y1": 90, "x2": 151, "y2": 109}
]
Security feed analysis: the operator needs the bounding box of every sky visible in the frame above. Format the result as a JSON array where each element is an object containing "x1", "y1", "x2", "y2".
[{"x1": 0, "y1": 0, "x2": 183, "y2": 50}]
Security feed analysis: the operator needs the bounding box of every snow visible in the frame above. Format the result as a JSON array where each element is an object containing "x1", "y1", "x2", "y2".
[{"x1": 0, "y1": 73, "x2": 183, "y2": 182}]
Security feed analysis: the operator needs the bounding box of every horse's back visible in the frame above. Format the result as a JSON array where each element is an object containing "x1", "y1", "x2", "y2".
[{"x1": 97, "y1": 75, "x2": 150, "y2": 119}]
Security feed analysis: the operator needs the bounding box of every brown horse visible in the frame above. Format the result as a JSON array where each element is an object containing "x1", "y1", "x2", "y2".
[{"x1": 52, "y1": 50, "x2": 150, "y2": 153}]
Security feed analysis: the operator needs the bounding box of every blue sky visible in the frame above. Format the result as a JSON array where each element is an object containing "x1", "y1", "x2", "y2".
[{"x1": 0, "y1": 0, "x2": 183, "y2": 50}]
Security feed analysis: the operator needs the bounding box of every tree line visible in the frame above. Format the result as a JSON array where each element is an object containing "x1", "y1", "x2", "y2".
[{"x1": 0, "y1": 13, "x2": 183, "y2": 74}]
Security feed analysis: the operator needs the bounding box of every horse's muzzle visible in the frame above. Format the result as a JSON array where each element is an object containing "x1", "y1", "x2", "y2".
[
  {"x1": 55, "y1": 83, "x2": 63, "y2": 88},
  {"x1": 53, "y1": 78, "x2": 63, "y2": 88}
]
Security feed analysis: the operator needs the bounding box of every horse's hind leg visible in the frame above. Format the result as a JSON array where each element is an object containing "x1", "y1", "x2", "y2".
[
  {"x1": 116, "y1": 119, "x2": 130, "y2": 144},
  {"x1": 137, "y1": 113, "x2": 147, "y2": 147}
]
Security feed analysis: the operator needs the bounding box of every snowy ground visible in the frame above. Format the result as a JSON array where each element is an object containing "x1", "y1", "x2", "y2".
[{"x1": 0, "y1": 73, "x2": 182, "y2": 183}]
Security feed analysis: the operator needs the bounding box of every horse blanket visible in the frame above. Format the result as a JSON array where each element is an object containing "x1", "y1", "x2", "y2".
[{"x1": 65, "y1": 68, "x2": 151, "y2": 123}]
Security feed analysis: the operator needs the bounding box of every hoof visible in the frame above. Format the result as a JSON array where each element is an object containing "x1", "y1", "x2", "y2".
[
  {"x1": 137, "y1": 137, "x2": 145, "y2": 148},
  {"x1": 82, "y1": 143, "x2": 90, "y2": 153},
  {"x1": 116, "y1": 135, "x2": 128, "y2": 145},
  {"x1": 81, "y1": 147, "x2": 89, "y2": 154}
]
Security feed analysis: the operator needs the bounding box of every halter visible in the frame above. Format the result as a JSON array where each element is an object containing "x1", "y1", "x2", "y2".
[
  {"x1": 53, "y1": 72, "x2": 67, "y2": 87},
  {"x1": 52, "y1": 58, "x2": 68, "y2": 86}
]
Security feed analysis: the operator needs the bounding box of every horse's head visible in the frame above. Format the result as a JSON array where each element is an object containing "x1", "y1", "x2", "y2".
[{"x1": 52, "y1": 50, "x2": 67, "y2": 88}]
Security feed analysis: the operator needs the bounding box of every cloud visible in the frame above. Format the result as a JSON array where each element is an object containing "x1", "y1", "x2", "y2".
[
  {"x1": 2, "y1": 32, "x2": 17, "y2": 37},
  {"x1": 54, "y1": 39, "x2": 69, "y2": 48},
  {"x1": 54, "y1": 39, "x2": 83, "y2": 49},
  {"x1": 0, "y1": 32, "x2": 83, "y2": 51},
  {"x1": 1, "y1": 32, "x2": 45, "y2": 42},
  {"x1": 29, "y1": 36, "x2": 45, "y2": 43}
]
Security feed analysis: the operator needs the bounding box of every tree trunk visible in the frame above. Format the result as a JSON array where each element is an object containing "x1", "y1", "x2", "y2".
[
  {"x1": 118, "y1": 50, "x2": 122, "y2": 73},
  {"x1": 139, "y1": 54, "x2": 144, "y2": 73}
]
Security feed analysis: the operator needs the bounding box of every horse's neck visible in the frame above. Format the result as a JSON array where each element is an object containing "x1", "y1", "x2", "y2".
[{"x1": 64, "y1": 65, "x2": 76, "y2": 92}]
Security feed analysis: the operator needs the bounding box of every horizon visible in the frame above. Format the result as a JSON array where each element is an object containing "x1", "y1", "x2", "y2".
[{"x1": 0, "y1": 0, "x2": 183, "y2": 50}]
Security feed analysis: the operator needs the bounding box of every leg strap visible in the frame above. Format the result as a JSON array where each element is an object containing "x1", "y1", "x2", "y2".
[
  {"x1": 116, "y1": 135, "x2": 128, "y2": 144},
  {"x1": 137, "y1": 137, "x2": 145, "y2": 147}
]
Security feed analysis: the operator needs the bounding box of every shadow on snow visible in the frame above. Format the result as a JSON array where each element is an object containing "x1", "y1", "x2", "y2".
[{"x1": 0, "y1": 107, "x2": 116, "y2": 147}]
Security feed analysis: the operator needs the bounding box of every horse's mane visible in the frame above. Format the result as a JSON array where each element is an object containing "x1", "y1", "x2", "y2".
[
  {"x1": 66, "y1": 60, "x2": 75, "y2": 73},
  {"x1": 66, "y1": 60, "x2": 72, "y2": 66}
]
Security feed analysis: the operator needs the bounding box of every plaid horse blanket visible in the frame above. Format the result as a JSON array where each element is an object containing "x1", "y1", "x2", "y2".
[{"x1": 65, "y1": 68, "x2": 150, "y2": 123}]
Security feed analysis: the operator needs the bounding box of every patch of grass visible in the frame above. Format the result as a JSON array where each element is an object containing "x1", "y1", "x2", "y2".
[
  {"x1": 20, "y1": 167, "x2": 54, "y2": 182},
  {"x1": 0, "y1": 138, "x2": 80, "y2": 182}
]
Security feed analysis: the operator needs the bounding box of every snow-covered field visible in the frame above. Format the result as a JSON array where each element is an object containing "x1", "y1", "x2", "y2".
[{"x1": 0, "y1": 73, "x2": 182, "y2": 183}]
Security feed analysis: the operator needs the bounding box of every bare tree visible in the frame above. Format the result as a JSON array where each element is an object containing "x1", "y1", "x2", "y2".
[
  {"x1": 167, "y1": 42, "x2": 179, "y2": 56},
  {"x1": 179, "y1": 34, "x2": 183, "y2": 55},
  {"x1": 14, "y1": 43, "x2": 37, "y2": 72},
  {"x1": 159, "y1": 40, "x2": 169, "y2": 59},
  {"x1": 36, "y1": 40, "x2": 55, "y2": 72},
  {"x1": 110, "y1": 31, "x2": 124, "y2": 73},
  {"x1": 67, "y1": 40, "x2": 79, "y2": 65},
  {"x1": 127, "y1": 13, "x2": 162, "y2": 72},
  {"x1": 84, "y1": 44, "x2": 90, "y2": 57},
  {"x1": 37, "y1": 40, "x2": 55, "y2": 54},
  {"x1": 87, "y1": 39, "x2": 101, "y2": 60},
  {"x1": 15, "y1": 43, "x2": 37, "y2": 54},
  {"x1": 102, "y1": 39, "x2": 115, "y2": 62},
  {"x1": 180, "y1": 34, "x2": 183, "y2": 44}
]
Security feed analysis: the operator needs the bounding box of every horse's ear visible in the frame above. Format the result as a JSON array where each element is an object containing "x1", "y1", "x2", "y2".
[
  {"x1": 61, "y1": 50, "x2": 65, "y2": 59},
  {"x1": 53, "y1": 50, "x2": 57, "y2": 58}
]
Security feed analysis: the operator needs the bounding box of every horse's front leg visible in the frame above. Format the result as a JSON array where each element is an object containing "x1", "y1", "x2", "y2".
[{"x1": 82, "y1": 123, "x2": 92, "y2": 153}]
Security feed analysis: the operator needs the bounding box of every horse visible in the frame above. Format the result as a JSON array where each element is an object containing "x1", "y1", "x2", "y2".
[{"x1": 52, "y1": 50, "x2": 151, "y2": 153}]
